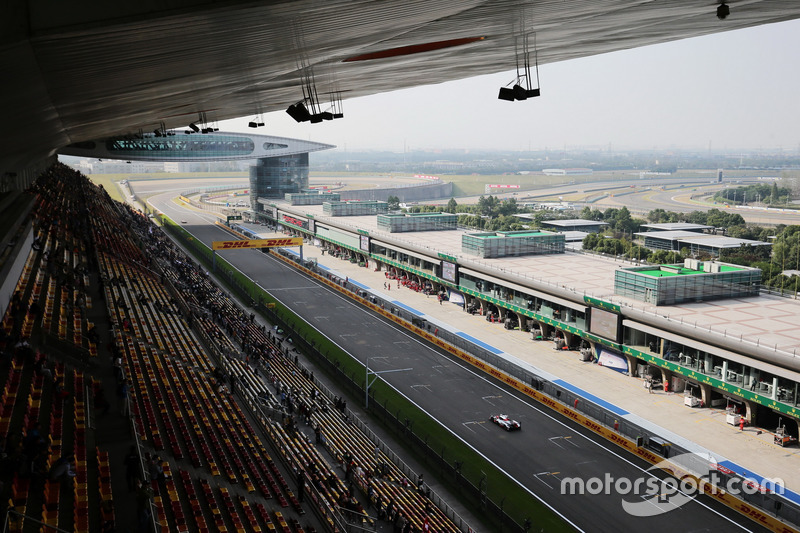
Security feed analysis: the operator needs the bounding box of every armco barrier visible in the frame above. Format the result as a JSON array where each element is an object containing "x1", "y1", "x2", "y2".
[
  {"x1": 266, "y1": 245, "x2": 800, "y2": 533},
  {"x1": 206, "y1": 225, "x2": 561, "y2": 532}
]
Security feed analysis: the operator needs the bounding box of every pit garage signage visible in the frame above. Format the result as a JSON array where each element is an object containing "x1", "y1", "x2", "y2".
[
  {"x1": 212, "y1": 237, "x2": 303, "y2": 250},
  {"x1": 281, "y1": 214, "x2": 309, "y2": 230}
]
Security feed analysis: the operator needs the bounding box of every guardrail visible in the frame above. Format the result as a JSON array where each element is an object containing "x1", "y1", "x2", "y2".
[
  {"x1": 169, "y1": 214, "x2": 800, "y2": 532},
  {"x1": 268, "y1": 246, "x2": 800, "y2": 533}
]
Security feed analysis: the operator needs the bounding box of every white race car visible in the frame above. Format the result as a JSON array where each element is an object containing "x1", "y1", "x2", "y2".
[{"x1": 489, "y1": 414, "x2": 521, "y2": 431}]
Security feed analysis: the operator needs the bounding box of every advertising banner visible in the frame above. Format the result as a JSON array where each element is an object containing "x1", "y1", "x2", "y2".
[{"x1": 212, "y1": 237, "x2": 303, "y2": 250}]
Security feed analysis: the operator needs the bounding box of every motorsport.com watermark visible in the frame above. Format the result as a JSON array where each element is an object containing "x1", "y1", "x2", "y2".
[{"x1": 559, "y1": 452, "x2": 785, "y2": 517}]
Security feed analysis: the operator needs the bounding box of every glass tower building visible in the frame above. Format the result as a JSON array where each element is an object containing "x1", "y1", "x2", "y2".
[
  {"x1": 60, "y1": 131, "x2": 334, "y2": 212},
  {"x1": 249, "y1": 153, "x2": 309, "y2": 203}
]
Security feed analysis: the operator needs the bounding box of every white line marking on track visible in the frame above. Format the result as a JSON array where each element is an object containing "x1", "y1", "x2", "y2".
[
  {"x1": 205, "y1": 241, "x2": 754, "y2": 533},
  {"x1": 462, "y1": 421, "x2": 488, "y2": 433},
  {"x1": 533, "y1": 472, "x2": 555, "y2": 490},
  {"x1": 481, "y1": 395, "x2": 502, "y2": 405}
]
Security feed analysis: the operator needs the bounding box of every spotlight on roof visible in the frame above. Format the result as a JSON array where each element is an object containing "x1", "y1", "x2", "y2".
[
  {"x1": 153, "y1": 129, "x2": 162, "y2": 137},
  {"x1": 189, "y1": 123, "x2": 200, "y2": 133},
  {"x1": 526, "y1": 88, "x2": 541, "y2": 98},
  {"x1": 286, "y1": 102, "x2": 311, "y2": 122},
  {"x1": 320, "y1": 111, "x2": 334, "y2": 121},
  {"x1": 249, "y1": 115, "x2": 266, "y2": 128},
  {"x1": 512, "y1": 84, "x2": 528, "y2": 101},
  {"x1": 185, "y1": 130, "x2": 192, "y2": 134},
  {"x1": 498, "y1": 87, "x2": 515, "y2": 101},
  {"x1": 717, "y1": 2, "x2": 730, "y2": 19},
  {"x1": 332, "y1": 113, "x2": 344, "y2": 119}
]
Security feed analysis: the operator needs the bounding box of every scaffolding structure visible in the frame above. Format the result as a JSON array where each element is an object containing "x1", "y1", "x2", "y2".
[
  {"x1": 614, "y1": 260, "x2": 761, "y2": 305},
  {"x1": 377, "y1": 213, "x2": 458, "y2": 233},
  {"x1": 285, "y1": 191, "x2": 341, "y2": 205},
  {"x1": 461, "y1": 230, "x2": 565, "y2": 258},
  {"x1": 322, "y1": 201, "x2": 388, "y2": 216}
]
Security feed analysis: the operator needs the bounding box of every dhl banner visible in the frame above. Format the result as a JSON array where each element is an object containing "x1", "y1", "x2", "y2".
[{"x1": 212, "y1": 237, "x2": 303, "y2": 250}]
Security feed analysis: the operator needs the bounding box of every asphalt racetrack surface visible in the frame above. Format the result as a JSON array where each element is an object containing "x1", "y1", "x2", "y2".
[{"x1": 151, "y1": 194, "x2": 770, "y2": 533}]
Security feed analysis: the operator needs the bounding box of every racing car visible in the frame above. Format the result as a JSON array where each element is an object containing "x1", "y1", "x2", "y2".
[{"x1": 489, "y1": 414, "x2": 521, "y2": 431}]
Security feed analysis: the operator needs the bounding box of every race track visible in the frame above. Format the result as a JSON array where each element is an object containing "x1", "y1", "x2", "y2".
[{"x1": 149, "y1": 192, "x2": 770, "y2": 533}]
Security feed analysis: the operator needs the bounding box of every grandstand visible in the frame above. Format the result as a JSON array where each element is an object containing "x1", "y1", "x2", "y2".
[{"x1": 0, "y1": 163, "x2": 463, "y2": 533}]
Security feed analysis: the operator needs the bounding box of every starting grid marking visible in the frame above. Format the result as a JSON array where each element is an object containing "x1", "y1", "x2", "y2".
[
  {"x1": 548, "y1": 436, "x2": 578, "y2": 449},
  {"x1": 533, "y1": 471, "x2": 562, "y2": 490},
  {"x1": 481, "y1": 395, "x2": 503, "y2": 406},
  {"x1": 462, "y1": 421, "x2": 489, "y2": 433}
]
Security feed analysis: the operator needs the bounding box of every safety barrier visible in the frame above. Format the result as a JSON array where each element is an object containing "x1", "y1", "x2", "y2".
[{"x1": 268, "y1": 247, "x2": 800, "y2": 533}]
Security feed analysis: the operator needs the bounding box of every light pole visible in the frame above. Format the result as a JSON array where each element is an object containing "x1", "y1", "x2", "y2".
[{"x1": 365, "y1": 357, "x2": 412, "y2": 408}]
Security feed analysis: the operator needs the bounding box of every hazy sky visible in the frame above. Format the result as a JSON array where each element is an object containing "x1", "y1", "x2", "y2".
[{"x1": 220, "y1": 19, "x2": 800, "y2": 153}]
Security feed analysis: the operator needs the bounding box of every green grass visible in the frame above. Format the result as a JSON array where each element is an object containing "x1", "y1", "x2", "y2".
[
  {"x1": 435, "y1": 171, "x2": 632, "y2": 198},
  {"x1": 160, "y1": 215, "x2": 572, "y2": 533},
  {"x1": 87, "y1": 172, "x2": 248, "y2": 203},
  {"x1": 86, "y1": 175, "x2": 127, "y2": 203}
]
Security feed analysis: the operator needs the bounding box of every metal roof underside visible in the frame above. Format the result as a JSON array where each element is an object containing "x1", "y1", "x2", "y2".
[{"x1": 2, "y1": 0, "x2": 800, "y2": 174}]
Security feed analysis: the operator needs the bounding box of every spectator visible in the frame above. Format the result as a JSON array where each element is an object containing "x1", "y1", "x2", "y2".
[{"x1": 49, "y1": 454, "x2": 76, "y2": 481}]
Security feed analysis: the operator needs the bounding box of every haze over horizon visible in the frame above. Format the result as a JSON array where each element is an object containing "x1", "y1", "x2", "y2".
[{"x1": 220, "y1": 18, "x2": 800, "y2": 155}]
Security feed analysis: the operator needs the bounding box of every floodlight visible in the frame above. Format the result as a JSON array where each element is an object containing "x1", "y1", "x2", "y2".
[
  {"x1": 512, "y1": 84, "x2": 528, "y2": 101},
  {"x1": 286, "y1": 102, "x2": 311, "y2": 122},
  {"x1": 498, "y1": 87, "x2": 515, "y2": 101},
  {"x1": 717, "y1": 2, "x2": 730, "y2": 19}
]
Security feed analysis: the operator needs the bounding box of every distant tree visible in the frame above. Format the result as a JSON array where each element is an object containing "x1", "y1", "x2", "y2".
[
  {"x1": 446, "y1": 197, "x2": 458, "y2": 213},
  {"x1": 387, "y1": 195, "x2": 400, "y2": 210},
  {"x1": 588, "y1": 208, "x2": 605, "y2": 221},
  {"x1": 477, "y1": 196, "x2": 489, "y2": 216},
  {"x1": 626, "y1": 245, "x2": 651, "y2": 262},
  {"x1": 497, "y1": 198, "x2": 518, "y2": 216},
  {"x1": 705, "y1": 209, "x2": 745, "y2": 228},
  {"x1": 649, "y1": 250, "x2": 682, "y2": 264},
  {"x1": 647, "y1": 208, "x2": 667, "y2": 223},
  {"x1": 603, "y1": 208, "x2": 619, "y2": 224},
  {"x1": 582, "y1": 233, "x2": 600, "y2": 250}
]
